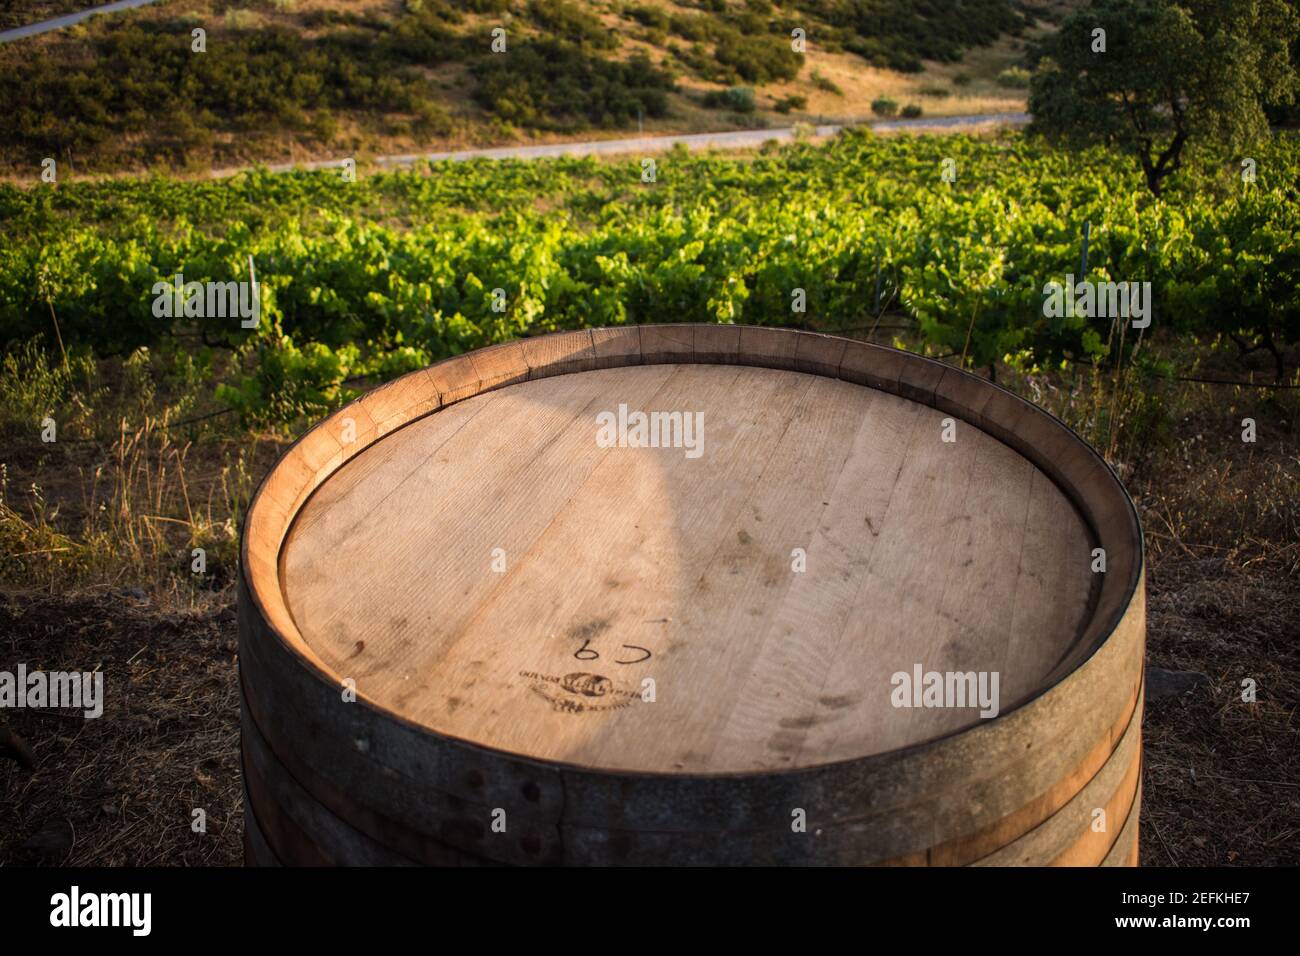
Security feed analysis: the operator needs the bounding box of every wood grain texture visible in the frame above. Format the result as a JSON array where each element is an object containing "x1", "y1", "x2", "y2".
[
  {"x1": 238, "y1": 325, "x2": 1145, "y2": 866},
  {"x1": 280, "y1": 364, "x2": 1092, "y2": 772}
]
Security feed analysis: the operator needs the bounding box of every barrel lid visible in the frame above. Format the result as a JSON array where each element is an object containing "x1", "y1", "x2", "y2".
[{"x1": 276, "y1": 360, "x2": 1097, "y2": 774}]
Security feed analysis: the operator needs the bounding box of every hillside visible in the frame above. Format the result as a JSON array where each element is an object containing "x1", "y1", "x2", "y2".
[{"x1": 0, "y1": 0, "x2": 1066, "y2": 175}]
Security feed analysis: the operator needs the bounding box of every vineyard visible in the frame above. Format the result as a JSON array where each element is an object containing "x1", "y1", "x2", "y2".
[{"x1": 3, "y1": 129, "x2": 1297, "y2": 427}]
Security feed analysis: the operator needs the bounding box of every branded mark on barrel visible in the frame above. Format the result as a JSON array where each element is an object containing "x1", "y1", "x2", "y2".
[{"x1": 521, "y1": 670, "x2": 640, "y2": 714}]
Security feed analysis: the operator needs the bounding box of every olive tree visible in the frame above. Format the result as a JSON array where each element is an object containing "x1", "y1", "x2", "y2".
[{"x1": 1029, "y1": 0, "x2": 1299, "y2": 196}]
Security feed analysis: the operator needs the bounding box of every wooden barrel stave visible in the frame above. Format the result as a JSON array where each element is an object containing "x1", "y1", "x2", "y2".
[
  {"x1": 242, "y1": 706, "x2": 499, "y2": 866},
  {"x1": 973, "y1": 689, "x2": 1143, "y2": 866},
  {"x1": 1101, "y1": 783, "x2": 1143, "y2": 867},
  {"x1": 241, "y1": 762, "x2": 331, "y2": 867},
  {"x1": 242, "y1": 792, "x2": 281, "y2": 867},
  {"x1": 243, "y1": 711, "x2": 419, "y2": 866},
  {"x1": 240, "y1": 549, "x2": 1141, "y2": 830},
  {"x1": 239, "y1": 589, "x2": 568, "y2": 865}
]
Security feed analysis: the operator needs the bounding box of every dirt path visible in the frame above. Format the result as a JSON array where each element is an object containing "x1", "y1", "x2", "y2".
[
  {"x1": 0, "y1": 0, "x2": 163, "y2": 43},
  {"x1": 208, "y1": 111, "x2": 1031, "y2": 178}
]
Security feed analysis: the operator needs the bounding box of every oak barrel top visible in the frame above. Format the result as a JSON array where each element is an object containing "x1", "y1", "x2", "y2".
[{"x1": 278, "y1": 361, "x2": 1096, "y2": 774}]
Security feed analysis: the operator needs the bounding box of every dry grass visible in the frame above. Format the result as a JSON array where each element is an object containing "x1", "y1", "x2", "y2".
[
  {"x1": 0, "y1": 425, "x2": 264, "y2": 596},
  {"x1": 0, "y1": 345, "x2": 279, "y2": 599},
  {"x1": 1140, "y1": 558, "x2": 1299, "y2": 864},
  {"x1": 0, "y1": 349, "x2": 268, "y2": 865},
  {"x1": 756, "y1": 45, "x2": 1025, "y2": 124}
]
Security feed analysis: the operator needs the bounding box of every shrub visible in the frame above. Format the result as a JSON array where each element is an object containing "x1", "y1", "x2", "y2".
[
  {"x1": 472, "y1": 41, "x2": 673, "y2": 129},
  {"x1": 920, "y1": 85, "x2": 951, "y2": 98},
  {"x1": 839, "y1": 0, "x2": 1026, "y2": 66},
  {"x1": 413, "y1": 99, "x2": 453, "y2": 135},
  {"x1": 703, "y1": 86, "x2": 756, "y2": 113},
  {"x1": 732, "y1": 10, "x2": 766, "y2": 35},
  {"x1": 901, "y1": 103, "x2": 923, "y2": 118},
  {"x1": 811, "y1": 70, "x2": 843, "y2": 96},
  {"x1": 871, "y1": 97, "x2": 899, "y2": 117},
  {"x1": 626, "y1": 4, "x2": 670, "y2": 32},
  {"x1": 714, "y1": 29, "x2": 801, "y2": 84},
  {"x1": 671, "y1": 41, "x2": 718, "y2": 78},
  {"x1": 224, "y1": 9, "x2": 261, "y2": 29},
  {"x1": 773, "y1": 94, "x2": 807, "y2": 113},
  {"x1": 844, "y1": 36, "x2": 922, "y2": 73},
  {"x1": 0, "y1": 20, "x2": 466, "y2": 171},
  {"x1": 996, "y1": 67, "x2": 1031, "y2": 88},
  {"x1": 302, "y1": 9, "x2": 355, "y2": 27},
  {"x1": 668, "y1": 13, "x2": 710, "y2": 41},
  {"x1": 311, "y1": 109, "x2": 338, "y2": 142},
  {"x1": 527, "y1": 0, "x2": 619, "y2": 50}
]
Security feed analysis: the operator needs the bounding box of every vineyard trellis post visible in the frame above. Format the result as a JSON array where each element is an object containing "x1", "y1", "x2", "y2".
[
  {"x1": 1080, "y1": 220, "x2": 1090, "y2": 280},
  {"x1": 872, "y1": 240, "x2": 883, "y2": 317}
]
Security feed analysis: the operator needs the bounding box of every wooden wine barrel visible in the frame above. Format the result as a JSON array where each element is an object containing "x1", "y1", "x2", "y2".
[{"x1": 239, "y1": 325, "x2": 1144, "y2": 866}]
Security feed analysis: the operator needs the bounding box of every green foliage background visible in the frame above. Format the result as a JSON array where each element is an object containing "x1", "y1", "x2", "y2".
[{"x1": 3, "y1": 130, "x2": 1297, "y2": 424}]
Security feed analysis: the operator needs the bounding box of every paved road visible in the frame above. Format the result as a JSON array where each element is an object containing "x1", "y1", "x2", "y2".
[
  {"x1": 249, "y1": 111, "x2": 1030, "y2": 175},
  {"x1": 0, "y1": 0, "x2": 163, "y2": 43}
]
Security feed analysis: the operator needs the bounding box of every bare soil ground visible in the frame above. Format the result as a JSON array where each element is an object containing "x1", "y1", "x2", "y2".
[
  {"x1": 1140, "y1": 554, "x2": 1299, "y2": 865},
  {"x1": 0, "y1": 594, "x2": 242, "y2": 865}
]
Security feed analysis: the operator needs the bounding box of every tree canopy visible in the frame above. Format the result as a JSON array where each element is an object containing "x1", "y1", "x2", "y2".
[{"x1": 1029, "y1": 0, "x2": 1299, "y2": 196}]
